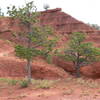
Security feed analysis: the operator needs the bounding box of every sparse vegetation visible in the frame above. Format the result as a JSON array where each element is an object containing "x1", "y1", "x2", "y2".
[
  {"x1": 0, "y1": 7, "x2": 4, "y2": 17},
  {"x1": 0, "y1": 78, "x2": 18, "y2": 86},
  {"x1": 5, "y1": 40, "x2": 12, "y2": 45},
  {"x1": 0, "y1": 1, "x2": 100, "y2": 100},
  {"x1": 88, "y1": 23, "x2": 100, "y2": 30},
  {"x1": 0, "y1": 77, "x2": 100, "y2": 99},
  {"x1": 19, "y1": 80, "x2": 29, "y2": 88},
  {"x1": 8, "y1": 79, "x2": 18, "y2": 86},
  {"x1": 32, "y1": 79, "x2": 55, "y2": 89},
  {"x1": 7, "y1": 1, "x2": 57, "y2": 83},
  {"x1": 0, "y1": 77, "x2": 9, "y2": 82},
  {"x1": 57, "y1": 32, "x2": 100, "y2": 77},
  {"x1": 43, "y1": 4, "x2": 50, "y2": 10}
]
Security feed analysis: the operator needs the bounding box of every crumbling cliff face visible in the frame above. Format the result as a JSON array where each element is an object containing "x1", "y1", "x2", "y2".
[
  {"x1": 40, "y1": 8, "x2": 100, "y2": 78},
  {"x1": 0, "y1": 8, "x2": 99, "y2": 46},
  {"x1": 40, "y1": 8, "x2": 100, "y2": 45},
  {"x1": 0, "y1": 8, "x2": 100, "y2": 78},
  {"x1": 40, "y1": 8, "x2": 97, "y2": 34}
]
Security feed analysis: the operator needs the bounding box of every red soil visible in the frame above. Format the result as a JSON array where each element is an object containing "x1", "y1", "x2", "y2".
[
  {"x1": 0, "y1": 39, "x2": 68, "y2": 79},
  {"x1": 0, "y1": 8, "x2": 100, "y2": 100},
  {"x1": 0, "y1": 78, "x2": 100, "y2": 100},
  {"x1": 0, "y1": 8, "x2": 100, "y2": 79}
]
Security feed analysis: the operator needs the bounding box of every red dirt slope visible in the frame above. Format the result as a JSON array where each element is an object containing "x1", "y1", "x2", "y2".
[
  {"x1": 0, "y1": 8, "x2": 100, "y2": 79},
  {"x1": 0, "y1": 56, "x2": 68, "y2": 79}
]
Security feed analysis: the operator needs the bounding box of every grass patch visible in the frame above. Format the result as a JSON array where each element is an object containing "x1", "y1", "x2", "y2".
[
  {"x1": 0, "y1": 78, "x2": 18, "y2": 86},
  {"x1": 32, "y1": 79, "x2": 55, "y2": 89},
  {"x1": 75, "y1": 78, "x2": 100, "y2": 88},
  {"x1": 5, "y1": 40, "x2": 12, "y2": 45},
  {"x1": 0, "y1": 78, "x2": 9, "y2": 82},
  {"x1": 8, "y1": 79, "x2": 18, "y2": 86},
  {"x1": 0, "y1": 78, "x2": 56, "y2": 89},
  {"x1": 19, "y1": 80, "x2": 29, "y2": 88}
]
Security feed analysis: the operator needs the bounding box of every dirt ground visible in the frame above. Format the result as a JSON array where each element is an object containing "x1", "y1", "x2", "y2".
[
  {"x1": 0, "y1": 39, "x2": 100, "y2": 100},
  {"x1": 0, "y1": 77, "x2": 100, "y2": 100}
]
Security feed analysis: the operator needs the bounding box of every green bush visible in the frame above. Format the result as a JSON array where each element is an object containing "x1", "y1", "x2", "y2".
[
  {"x1": 20, "y1": 80, "x2": 29, "y2": 88},
  {"x1": 8, "y1": 79, "x2": 18, "y2": 85},
  {"x1": 0, "y1": 78, "x2": 9, "y2": 82}
]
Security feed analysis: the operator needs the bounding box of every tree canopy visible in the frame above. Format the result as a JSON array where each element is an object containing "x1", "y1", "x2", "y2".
[
  {"x1": 7, "y1": 1, "x2": 58, "y2": 82},
  {"x1": 57, "y1": 32, "x2": 100, "y2": 77}
]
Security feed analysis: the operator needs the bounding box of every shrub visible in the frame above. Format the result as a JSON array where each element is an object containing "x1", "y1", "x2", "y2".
[
  {"x1": 8, "y1": 79, "x2": 18, "y2": 85},
  {"x1": 35, "y1": 80, "x2": 53, "y2": 89},
  {"x1": 20, "y1": 80, "x2": 29, "y2": 88}
]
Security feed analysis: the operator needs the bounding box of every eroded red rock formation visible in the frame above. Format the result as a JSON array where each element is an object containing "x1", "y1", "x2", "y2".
[
  {"x1": 0, "y1": 8, "x2": 100, "y2": 79},
  {"x1": 40, "y1": 8, "x2": 97, "y2": 34},
  {"x1": 40, "y1": 8, "x2": 100, "y2": 78}
]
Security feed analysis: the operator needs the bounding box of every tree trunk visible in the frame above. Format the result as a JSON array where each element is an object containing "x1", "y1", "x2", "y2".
[
  {"x1": 76, "y1": 65, "x2": 81, "y2": 78},
  {"x1": 27, "y1": 59, "x2": 32, "y2": 83}
]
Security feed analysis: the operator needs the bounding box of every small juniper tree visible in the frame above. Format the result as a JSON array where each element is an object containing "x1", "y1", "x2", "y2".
[
  {"x1": 43, "y1": 4, "x2": 50, "y2": 10},
  {"x1": 88, "y1": 23, "x2": 100, "y2": 30},
  {"x1": 0, "y1": 7, "x2": 4, "y2": 16},
  {"x1": 7, "y1": 1, "x2": 57, "y2": 83},
  {"x1": 57, "y1": 32, "x2": 100, "y2": 77}
]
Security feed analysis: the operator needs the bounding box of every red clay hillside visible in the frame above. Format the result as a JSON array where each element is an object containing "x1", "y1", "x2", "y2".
[{"x1": 0, "y1": 8, "x2": 100, "y2": 79}]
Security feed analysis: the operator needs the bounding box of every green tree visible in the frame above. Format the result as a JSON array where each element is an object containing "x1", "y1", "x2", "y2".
[
  {"x1": 88, "y1": 23, "x2": 100, "y2": 30},
  {"x1": 57, "y1": 32, "x2": 100, "y2": 77},
  {"x1": 0, "y1": 7, "x2": 4, "y2": 16},
  {"x1": 7, "y1": 1, "x2": 57, "y2": 83}
]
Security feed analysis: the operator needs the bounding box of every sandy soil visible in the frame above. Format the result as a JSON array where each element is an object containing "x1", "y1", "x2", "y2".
[{"x1": 0, "y1": 77, "x2": 100, "y2": 100}]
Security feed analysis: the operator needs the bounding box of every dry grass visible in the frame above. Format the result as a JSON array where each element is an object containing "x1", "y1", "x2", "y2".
[
  {"x1": 0, "y1": 77, "x2": 100, "y2": 100},
  {"x1": 75, "y1": 78, "x2": 100, "y2": 88},
  {"x1": 62, "y1": 89, "x2": 74, "y2": 95},
  {"x1": 32, "y1": 79, "x2": 56, "y2": 89}
]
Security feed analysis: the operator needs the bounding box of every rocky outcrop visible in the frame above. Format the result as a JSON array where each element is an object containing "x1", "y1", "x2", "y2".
[
  {"x1": 40, "y1": 8, "x2": 96, "y2": 34},
  {"x1": 0, "y1": 40, "x2": 68, "y2": 79},
  {"x1": 0, "y1": 56, "x2": 68, "y2": 79},
  {"x1": 80, "y1": 62, "x2": 100, "y2": 78},
  {"x1": 0, "y1": 8, "x2": 99, "y2": 45},
  {"x1": 53, "y1": 56, "x2": 100, "y2": 78},
  {"x1": 53, "y1": 56, "x2": 75, "y2": 72},
  {"x1": 31, "y1": 62, "x2": 69, "y2": 79}
]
